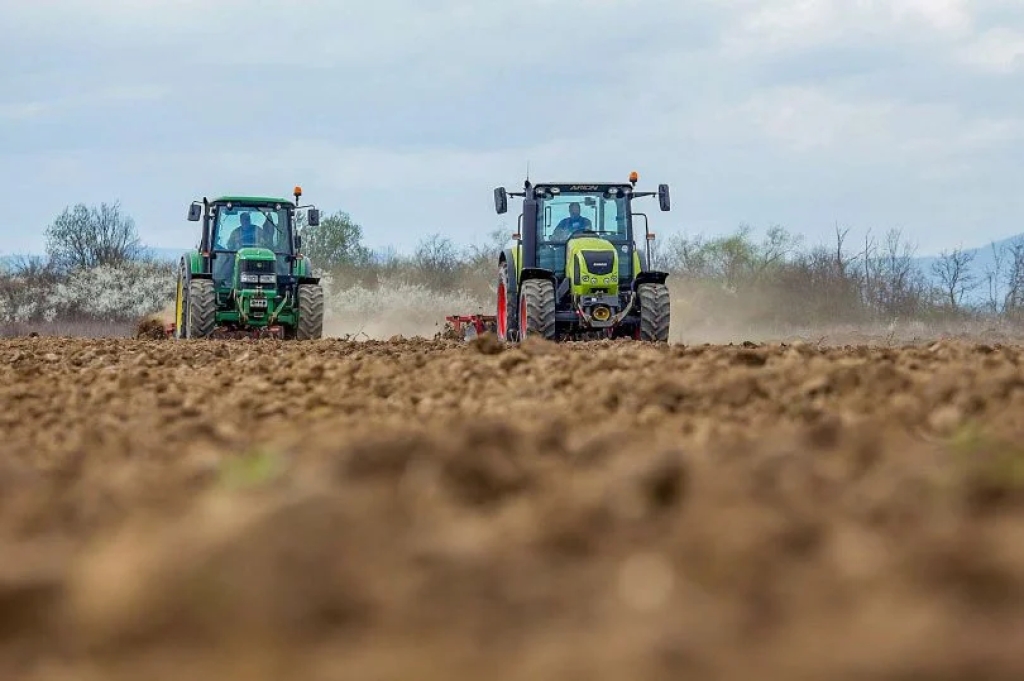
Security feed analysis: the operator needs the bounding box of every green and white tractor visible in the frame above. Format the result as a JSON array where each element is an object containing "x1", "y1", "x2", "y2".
[
  {"x1": 172, "y1": 186, "x2": 325, "y2": 340},
  {"x1": 490, "y1": 171, "x2": 671, "y2": 343}
]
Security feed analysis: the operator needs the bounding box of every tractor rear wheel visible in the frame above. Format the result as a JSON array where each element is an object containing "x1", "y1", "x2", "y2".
[
  {"x1": 186, "y1": 279, "x2": 216, "y2": 338},
  {"x1": 296, "y1": 284, "x2": 324, "y2": 340},
  {"x1": 518, "y1": 279, "x2": 556, "y2": 341},
  {"x1": 638, "y1": 283, "x2": 670, "y2": 342}
]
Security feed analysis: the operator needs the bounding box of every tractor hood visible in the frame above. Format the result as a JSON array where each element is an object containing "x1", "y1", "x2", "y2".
[
  {"x1": 566, "y1": 237, "x2": 619, "y2": 296},
  {"x1": 233, "y1": 247, "x2": 278, "y2": 286},
  {"x1": 236, "y1": 246, "x2": 277, "y2": 261}
]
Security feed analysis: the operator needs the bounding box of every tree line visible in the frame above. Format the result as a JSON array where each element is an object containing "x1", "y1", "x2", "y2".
[{"x1": 2, "y1": 200, "x2": 1023, "y2": 333}]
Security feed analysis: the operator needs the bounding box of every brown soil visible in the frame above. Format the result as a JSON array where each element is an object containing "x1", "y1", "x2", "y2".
[{"x1": 2, "y1": 335, "x2": 1024, "y2": 680}]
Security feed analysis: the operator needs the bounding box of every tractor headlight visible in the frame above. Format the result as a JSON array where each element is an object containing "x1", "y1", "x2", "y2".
[
  {"x1": 240, "y1": 273, "x2": 260, "y2": 284},
  {"x1": 259, "y1": 274, "x2": 276, "y2": 284}
]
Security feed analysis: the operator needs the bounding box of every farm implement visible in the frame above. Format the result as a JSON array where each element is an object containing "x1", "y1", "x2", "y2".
[
  {"x1": 439, "y1": 314, "x2": 498, "y2": 341},
  {"x1": 478, "y1": 170, "x2": 672, "y2": 343},
  {"x1": 169, "y1": 186, "x2": 325, "y2": 340}
]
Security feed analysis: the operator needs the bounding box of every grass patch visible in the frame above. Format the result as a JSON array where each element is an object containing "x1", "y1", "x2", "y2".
[{"x1": 219, "y1": 449, "x2": 286, "y2": 490}]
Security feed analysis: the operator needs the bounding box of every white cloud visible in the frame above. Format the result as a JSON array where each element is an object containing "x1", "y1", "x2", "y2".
[
  {"x1": 956, "y1": 27, "x2": 1024, "y2": 72},
  {"x1": 718, "y1": 0, "x2": 975, "y2": 56},
  {"x1": 0, "y1": 85, "x2": 167, "y2": 121}
]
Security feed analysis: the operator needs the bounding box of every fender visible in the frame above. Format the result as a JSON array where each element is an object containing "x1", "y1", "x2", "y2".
[
  {"x1": 632, "y1": 270, "x2": 668, "y2": 289},
  {"x1": 500, "y1": 248, "x2": 519, "y2": 292},
  {"x1": 186, "y1": 250, "x2": 212, "y2": 278},
  {"x1": 293, "y1": 255, "x2": 321, "y2": 284},
  {"x1": 519, "y1": 267, "x2": 557, "y2": 285}
]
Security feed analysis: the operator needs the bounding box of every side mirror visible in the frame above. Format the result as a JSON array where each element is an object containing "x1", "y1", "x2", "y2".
[
  {"x1": 658, "y1": 184, "x2": 671, "y2": 211},
  {"x1": 188, "y1": 203, "x2": 202, "y2": 221},
  {"x1": 307, "y1": 208, "x2": 320, "y2": 226},
  {"x1": 494, "y1": 187, "x2": 508, "y2": 214}
]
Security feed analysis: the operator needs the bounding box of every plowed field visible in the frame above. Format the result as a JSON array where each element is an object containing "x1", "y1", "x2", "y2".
[{"x1": 3, "y1": 335, "x2": 1024, "y2": 680}]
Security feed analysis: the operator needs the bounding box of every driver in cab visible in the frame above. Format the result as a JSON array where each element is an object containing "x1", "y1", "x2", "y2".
[
  {"x1": 226, "y1": 212, "x2": 275, "y2": 250},
  {"x1": 551, "y1": 202, "x2": 592, "y2": 240}
]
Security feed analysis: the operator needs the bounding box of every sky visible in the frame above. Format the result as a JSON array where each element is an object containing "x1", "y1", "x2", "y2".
[{"x1": 1, "y1": 0, "x2": 1023, "y2": 258}]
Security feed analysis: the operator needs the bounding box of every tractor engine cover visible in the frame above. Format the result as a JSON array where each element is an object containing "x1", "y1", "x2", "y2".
[
  {"x1": 566, "y1": 237, "x2": 619, "y2": 297},
  {"x1": 565, "y1": 237, "x2": 621, "y2": 328}
]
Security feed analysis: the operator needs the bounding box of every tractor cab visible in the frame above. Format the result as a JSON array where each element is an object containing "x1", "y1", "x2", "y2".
[
  {"x1": 532, "y1": 186, "x2": 637, "y2": 286},
  {"x1": 208, "y1": 201, "x2": 295, "y2": 288}
]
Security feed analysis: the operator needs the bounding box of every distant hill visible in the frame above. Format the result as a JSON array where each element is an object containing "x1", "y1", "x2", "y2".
[{"x1": 912, "y1": 233, "x2": 1023, "y2": 306}]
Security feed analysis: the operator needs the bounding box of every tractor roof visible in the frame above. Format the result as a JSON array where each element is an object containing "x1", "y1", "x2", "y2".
[
  {"x1": 532, "y1": 183, "x2": 634, "y2": 191},
  {"x1": 211, "y1": 195, "x2": 295, "y2": 205}
]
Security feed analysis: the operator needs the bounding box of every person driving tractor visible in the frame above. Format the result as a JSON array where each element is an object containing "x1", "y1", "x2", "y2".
[
  {"x1": 551, "y1": 202, "x2": 592, "y2": 240},
  {"x1": 226, "y1": 212, "x2": 276, "y2": 250}
]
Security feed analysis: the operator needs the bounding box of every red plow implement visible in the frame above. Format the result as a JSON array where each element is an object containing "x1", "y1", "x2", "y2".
[{"x1": 440, "y1": 315, "x2": 497, "y2": 341}]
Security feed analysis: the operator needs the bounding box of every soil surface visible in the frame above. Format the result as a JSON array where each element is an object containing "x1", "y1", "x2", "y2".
[{"x1": 2, "y1": 335, "x2": 1024, "y2": 680}]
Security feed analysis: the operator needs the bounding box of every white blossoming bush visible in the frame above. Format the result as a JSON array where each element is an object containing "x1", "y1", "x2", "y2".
[
  {"x1": 0, "y1": 271, "x2": 58, "y2": 324},
  {"x1": 48, "y1": 261, "x2": 176, "y2": 321}
]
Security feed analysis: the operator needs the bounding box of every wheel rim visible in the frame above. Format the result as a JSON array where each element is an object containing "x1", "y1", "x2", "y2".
[
  {"x1": 518, "y1": 292, "x2": 528, "y2": 339},
  {"x1": 175, "y1": 275, "x2": 185, "y2": 338},
  {"x1": 496, "y1": 279, "x2": 507, "y2": 339}
]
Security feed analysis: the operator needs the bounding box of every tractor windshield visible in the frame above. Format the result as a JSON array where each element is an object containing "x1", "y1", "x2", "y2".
[
  {"x1": 210, "y1": 204, "x2": 294, "y2": 285},
  {"x1": 212, "y1": 205, "x2": 293, "y2": 255},
  {"x1": 538, "y1": 192, "x2": 629, "y2": 244},
  {"x1": 535, "y1": 191, "x2": 633, "y2": 279}
]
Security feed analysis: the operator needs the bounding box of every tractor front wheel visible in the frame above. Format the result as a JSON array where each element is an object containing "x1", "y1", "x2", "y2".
[
  {"x1": 296, "y1": 284, "x2": 324, "y2": 340},
  {"x1": 518, "y1": 279, "x2": 556, "y2": 341},
  {"x1": 186, "y1": 279, "x2": 216, "y2": 338},
  {"x1": 638, "y1": 283, "x2": 670, "y2": 342}
]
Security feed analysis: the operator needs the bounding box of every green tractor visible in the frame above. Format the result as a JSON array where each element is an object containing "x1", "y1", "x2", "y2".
[
  {"x1": 492, "y1": 171, "x2": 672, "y2": 343},
  {"x1": 172, "y1": 186, "x2": 325, "y2": 340}
]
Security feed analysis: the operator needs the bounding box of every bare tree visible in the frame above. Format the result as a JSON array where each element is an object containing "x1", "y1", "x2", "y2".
[
  {"x1": 1002, "y1": 237, "x2": 1024, "y2": 317},
  {"x1": 45, "y1": 201, "x2": 142, "y2": 272},
  {"x1": 754, "y1": 224, "x2": 802, "y2": 277},
  {"x1": 866, "y1": 227, "x2": 928, "y2": 318},
  {"x1": 985, "y1": 241, "x2": 1005, "y2": 314},
  {"x1": 931, "y1": 246, "x2": 978, "y2": 310},
  {"x1": 413, "y1": 233, "x2": 461, "y2": 291}
]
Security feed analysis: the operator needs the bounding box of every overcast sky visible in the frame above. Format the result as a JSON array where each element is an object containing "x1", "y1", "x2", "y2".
[{"x1": 2, "y1": 0, "x2": 1023, "y2": 258}]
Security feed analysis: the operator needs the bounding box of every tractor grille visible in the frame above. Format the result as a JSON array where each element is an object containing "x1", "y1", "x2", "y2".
[
  {"x1": 241, "y1": 259, "x2": 274, "y2": 275},
  {"x1": 581, "y1": 251, "x2": 614, "y2": 276}
]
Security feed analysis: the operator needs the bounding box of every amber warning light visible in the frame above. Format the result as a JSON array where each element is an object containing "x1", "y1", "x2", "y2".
[
  {"x1": 293, "y1": 186, "x2": 303, "y2": 200},
  {"x1": 629, "y1": 171, "x2": 638, "y2": 185}
]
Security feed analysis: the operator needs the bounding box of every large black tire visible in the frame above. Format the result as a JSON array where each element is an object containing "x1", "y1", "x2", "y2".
[
  {"x1": 638, "y1": 283, "x2": 670, "y2": 342},
  {"x1": 186, "y1": 279, "x2": 216, "y2": 338},
  {"x1": 518, "y1": 279, "x2": 556, "y2": 341},
  {"x1": 296, "y1": 284, "x2": 324, "y2": 340},
  {"x1": 496, "y1": 260, "x2": 518, "y2": 342}
]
